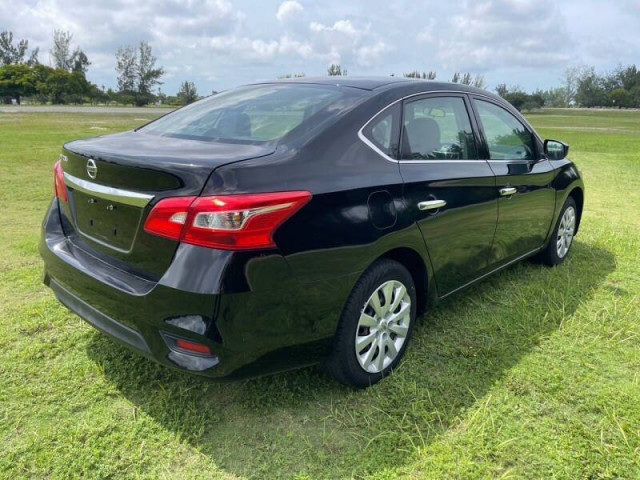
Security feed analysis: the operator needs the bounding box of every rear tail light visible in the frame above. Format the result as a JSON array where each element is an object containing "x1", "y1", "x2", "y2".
[
  {"x1": 144, "y1": 191, "x2": 311, "y2": 250},
  {"x1": 143, "y1": 196, "x2": 195, "y2": 241},
  {"x1": 53, "y1": 160, "x2": 67, "y2": 201}
]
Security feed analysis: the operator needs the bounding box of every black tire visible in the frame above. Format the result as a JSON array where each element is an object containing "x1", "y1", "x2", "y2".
[
  {"x1": 536, "y1": 196, "x2": 577, "y2": 266},
  {"x1": 322, "y1": 259, "x2": 417, "y2": 389}
]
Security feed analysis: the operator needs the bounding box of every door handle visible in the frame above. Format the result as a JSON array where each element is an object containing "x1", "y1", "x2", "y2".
[
  {"x1": 500, "y1": 187, "x2": 517, "y2": 197},
  {"x1": 418, "y1": 199, "x2": 447, "y2": 211}
]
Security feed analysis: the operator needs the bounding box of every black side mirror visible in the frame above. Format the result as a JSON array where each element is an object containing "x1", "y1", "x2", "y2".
[{"x1": 544, "y1": 139, "x2": 569, "y2": 160}]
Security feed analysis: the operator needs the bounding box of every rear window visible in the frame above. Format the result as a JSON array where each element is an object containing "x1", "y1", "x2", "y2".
[{"x1": 140, "y1": 84, "x2": 359, "y2": 143}]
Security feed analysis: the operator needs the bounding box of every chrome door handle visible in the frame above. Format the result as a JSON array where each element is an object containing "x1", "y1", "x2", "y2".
[
  {"x1": 500, "y1": 187, "x2": 517, "y2": 197},
  {"x1": 418, "y1": 199, "x2": 447, "y2": 211}
]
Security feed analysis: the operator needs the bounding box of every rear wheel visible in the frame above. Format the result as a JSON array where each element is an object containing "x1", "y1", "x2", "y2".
[
  {"x1": 537, "y1": 197, "x2": 577, "y2": 266},
  {"x1": 322, "y1": 259, "x2": 417, "y2": 388}
]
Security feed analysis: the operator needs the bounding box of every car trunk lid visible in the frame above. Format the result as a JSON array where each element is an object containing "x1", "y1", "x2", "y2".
[{"x1": 58, "y1": 130, "x2": 275, "y2": 278}]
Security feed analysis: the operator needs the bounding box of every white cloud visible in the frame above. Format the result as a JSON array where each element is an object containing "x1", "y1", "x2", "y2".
[
  {"x1": 355, "y1": 42, "x2": 389, "y2": 66},
  {"x1": 309, "y1": 20, "x2": 363, "y2": 38},
  {"x1": 276, "y1": 1, "x2": 303, "y2": 23},
  {"x1": 278, "y1": 35, "x2": 314, "y2": 58},
  {"x1": 435, "y1": 0, "x2": 572, "y2": 71}
]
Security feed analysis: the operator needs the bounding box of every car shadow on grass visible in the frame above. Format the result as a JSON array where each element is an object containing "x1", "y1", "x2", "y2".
[{"x1": 86, "y1": 240, "x2": 615, "y2": 478}]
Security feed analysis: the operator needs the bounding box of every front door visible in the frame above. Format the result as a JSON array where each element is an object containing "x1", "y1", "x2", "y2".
[
  {"x1": 399, "y1": 94, "x2": 498, "y2": 296},
  {"x1": 470, "y1": 97, "x2": 556, "y2": 264}
]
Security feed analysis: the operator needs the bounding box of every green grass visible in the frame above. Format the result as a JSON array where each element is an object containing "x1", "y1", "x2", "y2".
[{"x1": 1, "y1": 108, "x2": 639, "y2": 479}]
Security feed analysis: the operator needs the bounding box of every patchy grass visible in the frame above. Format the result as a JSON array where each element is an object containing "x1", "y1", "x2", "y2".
[{"x1": 0, "y1": 108, "x2": 639, "y2": 479}]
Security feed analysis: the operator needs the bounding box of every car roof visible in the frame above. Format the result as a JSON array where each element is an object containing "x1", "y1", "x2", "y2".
[{"x1": 251, "y1": 76, "x2": 493, "y2": 95}]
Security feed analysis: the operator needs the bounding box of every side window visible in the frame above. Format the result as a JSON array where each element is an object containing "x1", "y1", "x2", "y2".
[
  {"x1": 475, "y1": 100, "x2": 535, "y2": 160},
  {"x1": 362, "y1": 103, "x2": 400, "y2": 158},
  {"x1": 401, "y1": 96, "x2": 477, "y2": 160}
]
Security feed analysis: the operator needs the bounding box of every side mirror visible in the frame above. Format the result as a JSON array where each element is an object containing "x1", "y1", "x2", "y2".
[{"x1": 544, "y1": 139, "x2": 569, "y2": 160}]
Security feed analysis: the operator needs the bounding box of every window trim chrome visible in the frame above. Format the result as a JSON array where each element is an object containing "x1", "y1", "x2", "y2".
[
  {"x1": 63, "y1": 172, "x2": 155, "y2": 208},
  {"x1": 357, "y1": 89, "x2": 538, "y2": 165}
]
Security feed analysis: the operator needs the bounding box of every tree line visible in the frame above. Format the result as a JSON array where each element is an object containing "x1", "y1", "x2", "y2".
[
  {"x1": 3, "y1": 30, "x2": 640, "y2": 110},
  {"x1": 0, "y1": 30, "x2": 198, "y2": 106}
]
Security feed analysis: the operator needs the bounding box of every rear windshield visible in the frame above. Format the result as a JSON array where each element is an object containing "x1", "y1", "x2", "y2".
[{"x1": 140, "y1": 84, "x2": 361, "y2": 144}]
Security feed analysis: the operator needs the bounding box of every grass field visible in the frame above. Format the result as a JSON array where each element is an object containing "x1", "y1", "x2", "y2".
[{"x1": 1, "y1": 108, "x2": 639, "y2": 479}]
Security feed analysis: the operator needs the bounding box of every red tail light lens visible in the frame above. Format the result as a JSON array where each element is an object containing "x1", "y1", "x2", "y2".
[
  {"x1": 144, "y1": 191, "x2": 311, "y2": 250},
  {"x1": 143, "y1": 196, "x2": 195, "y2": 240},
  {"x1": 53, "y1": 160, "x2": 67, "y2": 202}
]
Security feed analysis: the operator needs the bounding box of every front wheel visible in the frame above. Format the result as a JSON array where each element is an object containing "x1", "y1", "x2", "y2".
[
  {"x1": 537, "y1": 197, "x2": 577, "y2": 266},
  {"x1": 322, "y1": 259, "x2": 417, "y2": 388}
]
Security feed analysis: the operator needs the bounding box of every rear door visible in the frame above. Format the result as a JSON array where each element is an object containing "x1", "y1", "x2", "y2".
[
  {"x1": 470, "y1": 97, "x2": 556, "y2": 264},
  {"x1": 399, "y1": 93, "x2": 498, "y2": 296}
]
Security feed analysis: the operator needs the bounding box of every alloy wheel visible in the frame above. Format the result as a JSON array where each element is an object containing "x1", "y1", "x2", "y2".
[
  {"x1": 354, "y1": 280, "x2": 411, "y2": 373},
  {"x1": 556, "y1": 206, "x2": 576, "y2": 258}
]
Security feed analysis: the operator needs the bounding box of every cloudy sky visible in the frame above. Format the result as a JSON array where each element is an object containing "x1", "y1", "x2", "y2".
[{"x1": 3, "y1": 0, "x2": 640, "y2": 95}]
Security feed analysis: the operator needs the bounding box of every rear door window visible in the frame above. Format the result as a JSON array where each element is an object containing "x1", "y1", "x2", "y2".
[{"x1": 401, "y1": 96, "x2": 478, "y2": 160}]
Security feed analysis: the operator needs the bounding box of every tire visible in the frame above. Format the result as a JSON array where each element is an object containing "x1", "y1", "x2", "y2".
[
  {"x1": 322, "y1": 259, "x2": 417, "y2": 389},
  {"x1": 537, "y1": 196, "x2": 578, "y2": 266}
]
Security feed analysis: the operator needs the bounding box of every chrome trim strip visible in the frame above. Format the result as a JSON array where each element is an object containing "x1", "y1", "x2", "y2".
[
  {"x1": 357, "y1": 89, "x2": 501, "y2": 165},
  {"x1": 440, "y1": 247, "x2": 541, "y2": 300},
  {"x1": 63, "y1": 172, "x2": 154, "y2": 208}
]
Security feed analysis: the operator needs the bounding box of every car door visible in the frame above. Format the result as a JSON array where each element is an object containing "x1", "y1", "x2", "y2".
[
  {"x1": 399, "y1": 93, "x2": 498, "y2": 296},
  {"x1": 470, "y1": 97, "x2": 556, "y2": 265}
]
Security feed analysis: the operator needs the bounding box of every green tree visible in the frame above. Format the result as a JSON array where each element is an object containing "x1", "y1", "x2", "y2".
[
  {"x1": 630, "y1": 85, "x2": 640, "y2": 108},
  {"x1": 0, "y1": 31, "x2": 39, "y2": 65},
  {"x1": 615, "y1": 65, "x2": 640, "y2": 91},
  {"x1": 537, "y1": 87, "x2": 568, "y2": 107},
  {"x1": 37, "y1": 69, "x2": 89, "y2": 104},
  {"x1": 72, "y1": 50, "x2": 90, "y2": 73},
  {"x1": 327, "y1": 64, "x2": 347, "y2": 76},
  {"x1": 115, "y1": 41, "x2": 164, "y2": 106},
  {"x1": 278, "y1": 72, "x2": 305, "y2": 78},
  {"x1": 115, "y1": 46, "x2": 136, "y2": 93},
  {"x1": 177, "y1": 81, "x2": 198, "y2": 105},
  {"x1": 459, "y1": 72, "x2": 473, "y2": 85},
  {"x1": 136, "y1": 41, "x2": 164, "y2": 104},
  {"x1": 575, "y1": 67, "x2": 607, "y2": 107},
  {"x1": 503, "y1": 91, "x2": 529, "y2": 110},
  {"x1": 0, "y1": 64, "x2": 36, "y2": 103},
  {"x1": 51, "y1": 30, "x2": 72, "y2": 70},
  {"x1": 51, "y1": 30, "x2": 90, "y2": 73},
  {"x1": 610, "y1": 88, "x2": 632, "y2": 108},
  {"x1": 403, "y1": 71, "x2": 436, "y2": 79},
  {"x1": 563, "y1": 65, "x2": 587, "y2": 105},
  {"x1": 495, "y1": 85, "x2": 544, "y2": 111},
  {"x1": 472, "y1": 75, "x2": 486, "y2": 89},
  {"x1": 495, "y1": 83, "x2": 508, "y2": 97}
]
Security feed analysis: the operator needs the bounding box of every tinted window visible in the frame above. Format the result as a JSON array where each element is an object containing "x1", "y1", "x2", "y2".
[
  {"x1": 475, "y1": 100, "x2": 535, "y2": 160},
  {"x1": 401, "y1": 96, "x2": 477, "y2": 160},
  {"x1": 141, "y1": 85, "x2": 357, "y2": 143},
  {"x1": 362, "y1": 103, "x2": 400, "y2": 157}
]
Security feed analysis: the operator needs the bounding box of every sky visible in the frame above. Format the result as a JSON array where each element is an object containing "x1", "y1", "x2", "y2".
[{"x1": 2, "y1": 0, "x2": 640, "y2": 95}]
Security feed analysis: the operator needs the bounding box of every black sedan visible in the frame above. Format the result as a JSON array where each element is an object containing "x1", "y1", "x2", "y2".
[{"x1": 40, "y1": 77, "x2": 584, "y2": 388}]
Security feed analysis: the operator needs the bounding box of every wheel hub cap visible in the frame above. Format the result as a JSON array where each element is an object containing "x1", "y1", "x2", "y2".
[
  {"x1": 354, "y1": 280, "x2": 411, "y2": 374},
  {"x1": 556, "y1": 206, "x2": 576, "y2": 258}
]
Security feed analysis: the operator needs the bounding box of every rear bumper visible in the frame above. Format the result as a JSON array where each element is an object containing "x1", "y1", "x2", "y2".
[
  {"x1": 48, "y1": 277, "x2": 151, "y2": 354},
  {"x1": 39, "y1": 199, "x2": 355, "y2": 379}
]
